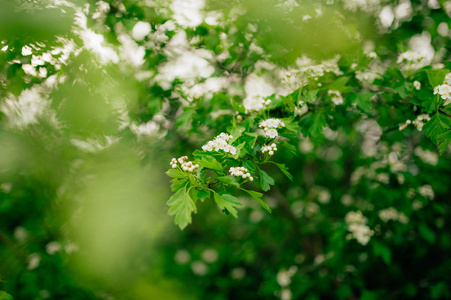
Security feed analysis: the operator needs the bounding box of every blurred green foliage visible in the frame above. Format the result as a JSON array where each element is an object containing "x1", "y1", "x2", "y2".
[{"x1": 1, "y1": 0, "x2": 451, "y2": 299}]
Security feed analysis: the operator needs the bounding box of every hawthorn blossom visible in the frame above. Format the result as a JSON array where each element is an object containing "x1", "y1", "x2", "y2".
[
  {"x1": 261, "y1": 143, "x2": 277, "y2": 155},
  {"x1": 229, "y1": 166, "x2": 253, "y2": 181},
  {"x1": 328, "y1": 90, "x2": 344, "y2": 105},
  {"x1": 345, "y1": 211, "x2": 374, "y2": 245},
  {"x1": 413, "y1": 81, "x2": 421, "y2": 90},
  {"x1": 170, "y1": 156, "x2": 199, "y2": 172},
  {"x1": 243, "y1": 95, "x2": 271, "y2": 112},
  {"x1": 202, "y1": 133, "x2": 237, "y2": 154}
]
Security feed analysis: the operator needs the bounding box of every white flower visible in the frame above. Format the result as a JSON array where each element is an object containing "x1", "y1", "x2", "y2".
[
  {"x1": 265, "y1": 128, "x2": 278, "y2": 139},
  {"x1": 132, "y1": 21, "x2": 151, "y2": 41},
  {"x1": 379, "y1": 207, "x2": 408, "y2": 223},
  {"x1": 261, "y1": 143, "x2": 277, "y2": 155},
  {"x1": 243, "y1": 95, "x2": 271, "y2": 112},
  {"x1": 418, "y1": 185, "x2": 434, "y2": 199},
  {"x1": 345, "y1": 211, "x2": 374, "y2": 245},
  {"x1": 413, "y1": 81, "x2": 421, "y2": 90},
  {"x1": 259, "y1": 118, "x2": 285, "y2": 129},
  {"x1": 328, "y1": 90, "x2": 344, "y2": 105},
  {"x1": 397, "y1": 51, "x2": 427, "y2": 70},
  {"x1": 170, "y1": 156, "x2": 199, "y2": 172},
  {"x1": 444, "y1": 73, "x2": 451, "y2": 86},
  {"x1": 412, "y1": 114, "x2": 430, "y2": 131},
  {"x1": 434, "y1": 84, "x2": 451, "y2": 105},
  {"x1": 202, "y1": 132, "x2": 237, "y2": 155},
  {"x1": 229, "y1": 166, "x2": 253, "y2": 181}
]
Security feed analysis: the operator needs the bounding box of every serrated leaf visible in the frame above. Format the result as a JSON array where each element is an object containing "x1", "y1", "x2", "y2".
[
  {"x1": 242, "y1": 189, "x2": 272, "y2": 213},
  {"x1": 328, "y1": 76, "x2": 350, "y2": 91},
  {"x1": 216, "y1": 176, "x2": 240, "y2": 187},
  {"x1": 242, "y1": 159, "x2": 256, "y2": 172},
  {"x1": 170, "y1": 179, "x2": 188, "y2": 192},
  {"x1": 259, "y1": 169, "x2": 275, "y2": 192},
  {"x1": 427, "y1": 69, "x2": 448, "y2": 87},
  {"x1": 197, "y1": 156, "x2": 223, "y2": 171},
  {"x1": 423, "y1": 113, "x2": 451, "y2": 144},
  {"x1": 273, "y1": 163, "x2": 293, "y2": 181},
  {"x1": 167, "y1": 188, "x2": 196, "y2": 230},
  {"x1": 438, "y1": 130, "x2": 451, "y2": 155},
  {"x1": 214, "y1": 193, "x2": 242, "y2": 218},
  {"x1": 196, "y1": 189, "x2": 210, "y2": 202},
  {"x1": 166, "y1": 168, "x2": 187, "y2": 179}
]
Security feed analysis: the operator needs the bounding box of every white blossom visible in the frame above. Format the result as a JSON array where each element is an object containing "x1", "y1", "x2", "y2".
[
  {"x1": 229, "y1": 166, "x2": 253, "y2": 181},
  {"x1": 397, "y1": 51, "x2": 427, "y2": 70},
  {"x1": 379, "y1": 207, "x2": 409, "y2": 223},
  {"x1": 261, "y1": 143, "x2": 277, "y2": 155},
  {"x1": 170, "y1": 156, "x2": 199, "y2": 172},
  {"x1": 328, "y1": 90, "x2": 344, "y2": 105},
  {"x1": 345, "y1": 211, "x2": 374, "y2": 245},
  {"x1": 243, "y1": 95, "x2": 271, "y2": 112},
  {"x1": 202, "y1": 132, "x2": 237, "y2": 155},
  {"x1": 434, "y1": 84, "x2": 451, "y2": 105},
  {"x1": 418, "y1": 185, "x2": 434, "y2": 199},
  {"x1": 414, "y1": 81, "x2": 421, "y2": 90}
]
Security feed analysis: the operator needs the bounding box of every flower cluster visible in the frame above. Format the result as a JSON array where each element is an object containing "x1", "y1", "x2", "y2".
[
  {"x1": 396, "y1": 51, "x2": 426, "y2": 70},
  {"x1": 202, "y1": 132, "x2": 237, "y2": 154},
  {"x1": 328, "y1": 90, "x2": 344, "y2": 105},
  {"x1": 345, "y1": 211, "x2": 374, "y2": 246},
  {"x1": 378, "y1": 207, "x2": 409, "y2": 223},
  {"x1": 243, "y1": 95, "x2": 271, "y2": 112},
  {"x1": 412, "y1": 114, "x2": 431, "y2": 131},
  {"x1": 259, "y1": 118, "x2": 285, "y2": 139},
  {"x1": 413, "y1": 81, "x2": 421, "y2": 90},
  {"x1": 229, "y1": 166, "x2": 254, "y2": 181},
  {"x1": 261, "y1": 143, "x2": 277, "y2": 155},
  {"x1": 399, "y1": 114, "x2": 431, "y2": 131},
  {"x1": 434, "y1": 84, "x2": 451, "y2": 105},
  {"x1": 170, "y1": 156, "x2": 199, "y2": 172}
]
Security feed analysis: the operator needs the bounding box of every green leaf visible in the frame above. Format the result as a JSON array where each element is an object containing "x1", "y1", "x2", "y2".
[
  {"x1": 216, "y1": 176, "x2": 240, "y2": 187},
  {"x1": 437, "y1": 130, "x2": 451, "y2": 155},
  {"x1": 175, "y1": 108, "x2": 194, "y2": 129},
  {"x1": 196, "y1": 189, "x2": 210, "y2": 202},
  {"x1": 309, "y1": 113, "x2": 327, "y2": 137},
  {"x1": 427, "y1": 69, "x2": 447, "y2": 87},
  {"x1": 167, "y1": 188, "x2": 196, "y2": 230},
  {"x1": 197, "y1": 156, "x2": 223, "y2": 171},
  {"x1": 372, "y1": 241, "x2": 391, "y2": 264},
  {"x1": 214, "y1": 192, "x2": 242, "y2": 218},
  {"x1": 0, "y1": 291, "x2": 13, "y2": 300},
  {"x1": 273, "y1": 163, "x2": 293, "y2": 181},
  {"x1": 280, "y1": 94, "x2": 295, "y2": 111},
  {"x1": 232, "y1": 142, "x2": 246, "y2": 159},
  {"x1": 170, "y1": 179, "x2": 188, "y2": 192},
  {"x1": 423, "y1": 113, "x2": 451, "y2": 144},
  {"x1": 231, "y1": 99, "x2": 245, "y2": 113},
  {"x1": 328, "y1": 76, "x2": 350, "y2": 91},
  {"x1": 418, "y1": 223, "x2": 436, "y2": 244},
  {"x1": 356, "y1": 93, "x2": 373, "y2": 114},
  {"x1": 165, "y1": 168, "x2": 187, "y2": 179},
  {"x1": 394, "y1": 81, "x2": 408, "y2": 98},
  {"x1": 259, "y1": 169, "x2": 275, "y2": 192},
  {"x1": 242, "y1": 159, "x2": 256, "y2": 172},
  {"x1": 242, "y1": 189, "x2": 272, "y2": 213}
]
